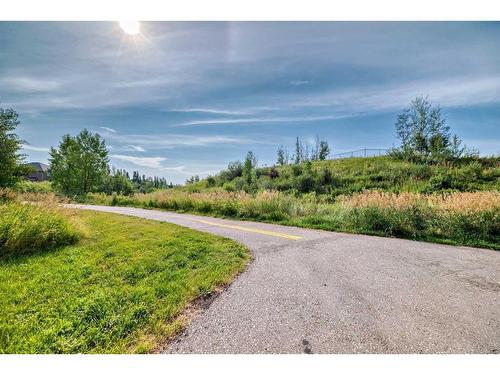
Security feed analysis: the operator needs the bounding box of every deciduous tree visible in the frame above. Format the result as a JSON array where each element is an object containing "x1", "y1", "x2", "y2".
[
  {"x1": 49, "y1": 129, "x2": 109, "y2": 195},
  {"x1": 0, "y1": 108, "x2": 28, "y2": 187}
]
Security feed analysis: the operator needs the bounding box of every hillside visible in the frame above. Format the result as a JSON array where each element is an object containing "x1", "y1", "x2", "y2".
[{"x1": 185, "y1": 156, "x2": 500, "y2": 196}]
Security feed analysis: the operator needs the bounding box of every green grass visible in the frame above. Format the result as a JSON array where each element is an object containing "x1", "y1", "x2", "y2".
[
  {"x1": 286, "y1": 205, "x2": 499, "y2": 250},
  {"x1": 0, "y1": 210, "x2": 250, "y2": 353},
  {"x1": 186, "y1": 156, "x2": 500, "y2": 195},
  {"x1": 0, "y1": 201, "x2": 81, "y2": 256}
]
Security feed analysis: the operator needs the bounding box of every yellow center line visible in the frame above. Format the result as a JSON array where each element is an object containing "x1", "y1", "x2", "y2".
[{"x1": 191, "y1": 218, "x2": 302, "y2": 240}]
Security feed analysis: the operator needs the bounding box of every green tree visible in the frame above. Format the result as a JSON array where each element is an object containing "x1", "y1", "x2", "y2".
[
  {"x1": 0, "y1": 108, "x2": 28, "y2": 187},
  {"x1": 101, "y1": 168, "x2": 134, "y2": 195},
  {"x1": 294, "y1": 137, "x2": 304, "y2": 164},
  {"x1": 186, "y1": 175, "x2": 200, "y2": 184},
  {"x1": 243, "y1": 151, "x2": 257, "y2": 185},
  {"x1": 49, "y1": 129, "x2": 109, "y2": 195},
  {"x1": 318, "y1": 139, "x2": 330, "y2": 160},
  {"x1": 277, "y1": 145, "x2": 287, "y2": 166},
  {"x1": 392, "y1": 96, "x2": 468, "y2": 162}
]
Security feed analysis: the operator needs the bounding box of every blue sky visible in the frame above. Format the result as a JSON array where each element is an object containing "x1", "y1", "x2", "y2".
[{"x1": 1, "y1": 22, "x2": 499, "y2": 183}]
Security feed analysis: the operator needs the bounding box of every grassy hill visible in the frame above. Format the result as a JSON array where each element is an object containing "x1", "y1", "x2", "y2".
[{"x1": 186, "y1": 156, "x2": 500, "y2": 196}]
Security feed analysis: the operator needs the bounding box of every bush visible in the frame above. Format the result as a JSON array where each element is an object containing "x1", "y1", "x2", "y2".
[
  {"x1": 0, "y1": 200, "x2": 82, "y2": 256},
  {"x1": 13, "y1": 180, "x2": 53, "y2": 193}
]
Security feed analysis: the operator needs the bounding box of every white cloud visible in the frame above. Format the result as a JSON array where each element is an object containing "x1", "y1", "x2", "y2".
[
  {"x1": 127, "y1": 145, "x2": 146, "y2": 152},
  {"x1": 110, "y1": 154, "x2": 166, "y2": 169},
  {"x1": 22, "y1": 144, "x2": 50, "y2": 152},
  {"x1": 177, "y1": 114, "x2": 350, "y2": 127},
  {"x1": 99, "y1": 127, "x2": 117, "y2": 133}
]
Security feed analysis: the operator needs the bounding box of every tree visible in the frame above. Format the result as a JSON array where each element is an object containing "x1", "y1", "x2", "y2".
[
  {"x1": 0, "y1": 108, "x2": 29, "y2": 187},
  {"x1": 218, "y1": 161, "x2": 243, "y2": 182},
  {"x1": 392, "y1": 96, "x2": 468, "y2": 162},
  {"x1": 294, "y1": 137, "x2": 304, "y2": 164},
  {"x1": 101, "y1": 168, "x2": 134, "y2": 195},
  {"x1": 186, "y1": 175, "x2": 200, "y2": 184},
  {"x1": 277, "y1": 145, "x2": 287, "y2": 166},
  {"x1": 49, "y1": 129, "x2": 109, "y2": 195},
  {"x1": 318, "y1": 139, "x2": 330, "y2": 160},
  {"x1": 243, "y1": 151, "x2": 257, "y2": 185},
  {"x1": 311, "y1": 136, "x2": 320, "y2": 160}
]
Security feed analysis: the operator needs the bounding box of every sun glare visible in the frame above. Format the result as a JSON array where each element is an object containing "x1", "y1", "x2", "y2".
[{"x1": 119, "y1": 21, "x2": 141, "y2": 35}]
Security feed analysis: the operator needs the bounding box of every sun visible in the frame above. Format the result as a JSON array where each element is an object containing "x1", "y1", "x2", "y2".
[{"x1": 119, "y1": 21, "x2": 141, "y2": 35}]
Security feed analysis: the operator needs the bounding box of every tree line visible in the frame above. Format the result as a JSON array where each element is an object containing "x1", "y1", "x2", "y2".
[
  {"x1": 49, "y1": 129, "x2": 174, "y2": 196},
  {"x1": 0, "y1": 110, "x2": 173, "y2": 195}
]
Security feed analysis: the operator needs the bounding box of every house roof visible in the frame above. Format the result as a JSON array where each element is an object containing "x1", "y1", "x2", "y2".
[{"x1": 27, "y1": 162, "x2": 50, "y2": 172}]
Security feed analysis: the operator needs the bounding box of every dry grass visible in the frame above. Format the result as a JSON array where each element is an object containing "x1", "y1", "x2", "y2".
[{"x1": 338, "y1": 190, "x2": 500, "y2": 213}]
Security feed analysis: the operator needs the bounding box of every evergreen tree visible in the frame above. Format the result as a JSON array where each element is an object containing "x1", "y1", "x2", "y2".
[{"x1": 294, "y1": 137, "x2": 303, "y2": 164}]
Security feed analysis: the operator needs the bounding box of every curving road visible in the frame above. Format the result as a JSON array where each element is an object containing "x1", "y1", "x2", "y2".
[{"x1": 70, "y1": 204, "x2": 500, "y2": 354}]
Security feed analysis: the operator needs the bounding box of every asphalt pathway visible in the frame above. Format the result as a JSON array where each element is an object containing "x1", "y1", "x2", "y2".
[{"x1": 70, "y1": 204, "x2": 500, "y2": 353}]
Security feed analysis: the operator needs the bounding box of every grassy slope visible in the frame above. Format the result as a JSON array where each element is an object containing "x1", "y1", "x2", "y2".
[
  {"x1": 252, "y1": 156, "x2": 500, "y2": 195},
  {"x1": 0, "y1": 210, "x2": 250, "y2": 354}
]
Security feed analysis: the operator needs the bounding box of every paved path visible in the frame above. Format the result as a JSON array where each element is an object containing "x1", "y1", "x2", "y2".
[{"x1": 70, "y1": 204, "x2": 500, "y2": 353}]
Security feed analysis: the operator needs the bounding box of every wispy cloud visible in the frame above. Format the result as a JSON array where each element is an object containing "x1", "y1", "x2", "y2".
[
  {"x1": 167, "y1": 108, "x2": 251, "y2": 115},
  {"x1": 1, "y1": 76, "x2": 62, "y2": 93},
  {"x1": 177, "y1": 115, "x2": 350, "y2": 127},
  {"x1": 99, "y1": 127, "x2": 117, "y2": 133},
  {"x1": 109, "y1": 155, "x2": 219, "y2": 176},
  {"x1": 103, "y1": 133, "x2": 264, "y2": 148},
  {"x1": 294, "y1": 75, "x2": 500, "y2": 112},
  {"x1": 126, "y1": 145, "x2": 146, "y2": 152},
  {"x1": 22, "y1": 144, "x2": 50, "y2": 152},
  {"x1": 290, "y1": 80, "x2": 310, "y2": 86},
  {"x1": 110, "y1": 154, "x2": 166, "y2": 169}
]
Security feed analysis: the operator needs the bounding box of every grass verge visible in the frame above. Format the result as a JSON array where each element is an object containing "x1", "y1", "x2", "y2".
[{"x1": 0, "y1": 210, "x2": 250, "y2": 353}]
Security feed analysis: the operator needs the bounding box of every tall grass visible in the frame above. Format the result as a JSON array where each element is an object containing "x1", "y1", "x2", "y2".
[
  {"x1": 328, "y1": 191, "x2": 499, "y2": 248},
  {"x1": 0, "y1": 190, "x2": 83, "y2": 256},
  {"x1": 84, "y1": 190, "x2": 500, "y2": 249}
]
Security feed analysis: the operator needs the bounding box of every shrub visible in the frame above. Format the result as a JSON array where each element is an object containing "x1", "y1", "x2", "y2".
[{"x1": 13, "y1": 180, "x2": 53, "y2": 193}]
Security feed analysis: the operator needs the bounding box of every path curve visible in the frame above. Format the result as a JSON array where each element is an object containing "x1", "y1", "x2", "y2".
[{"x1": 70, "y1": 204, "x2": 500, "y2": 354}]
